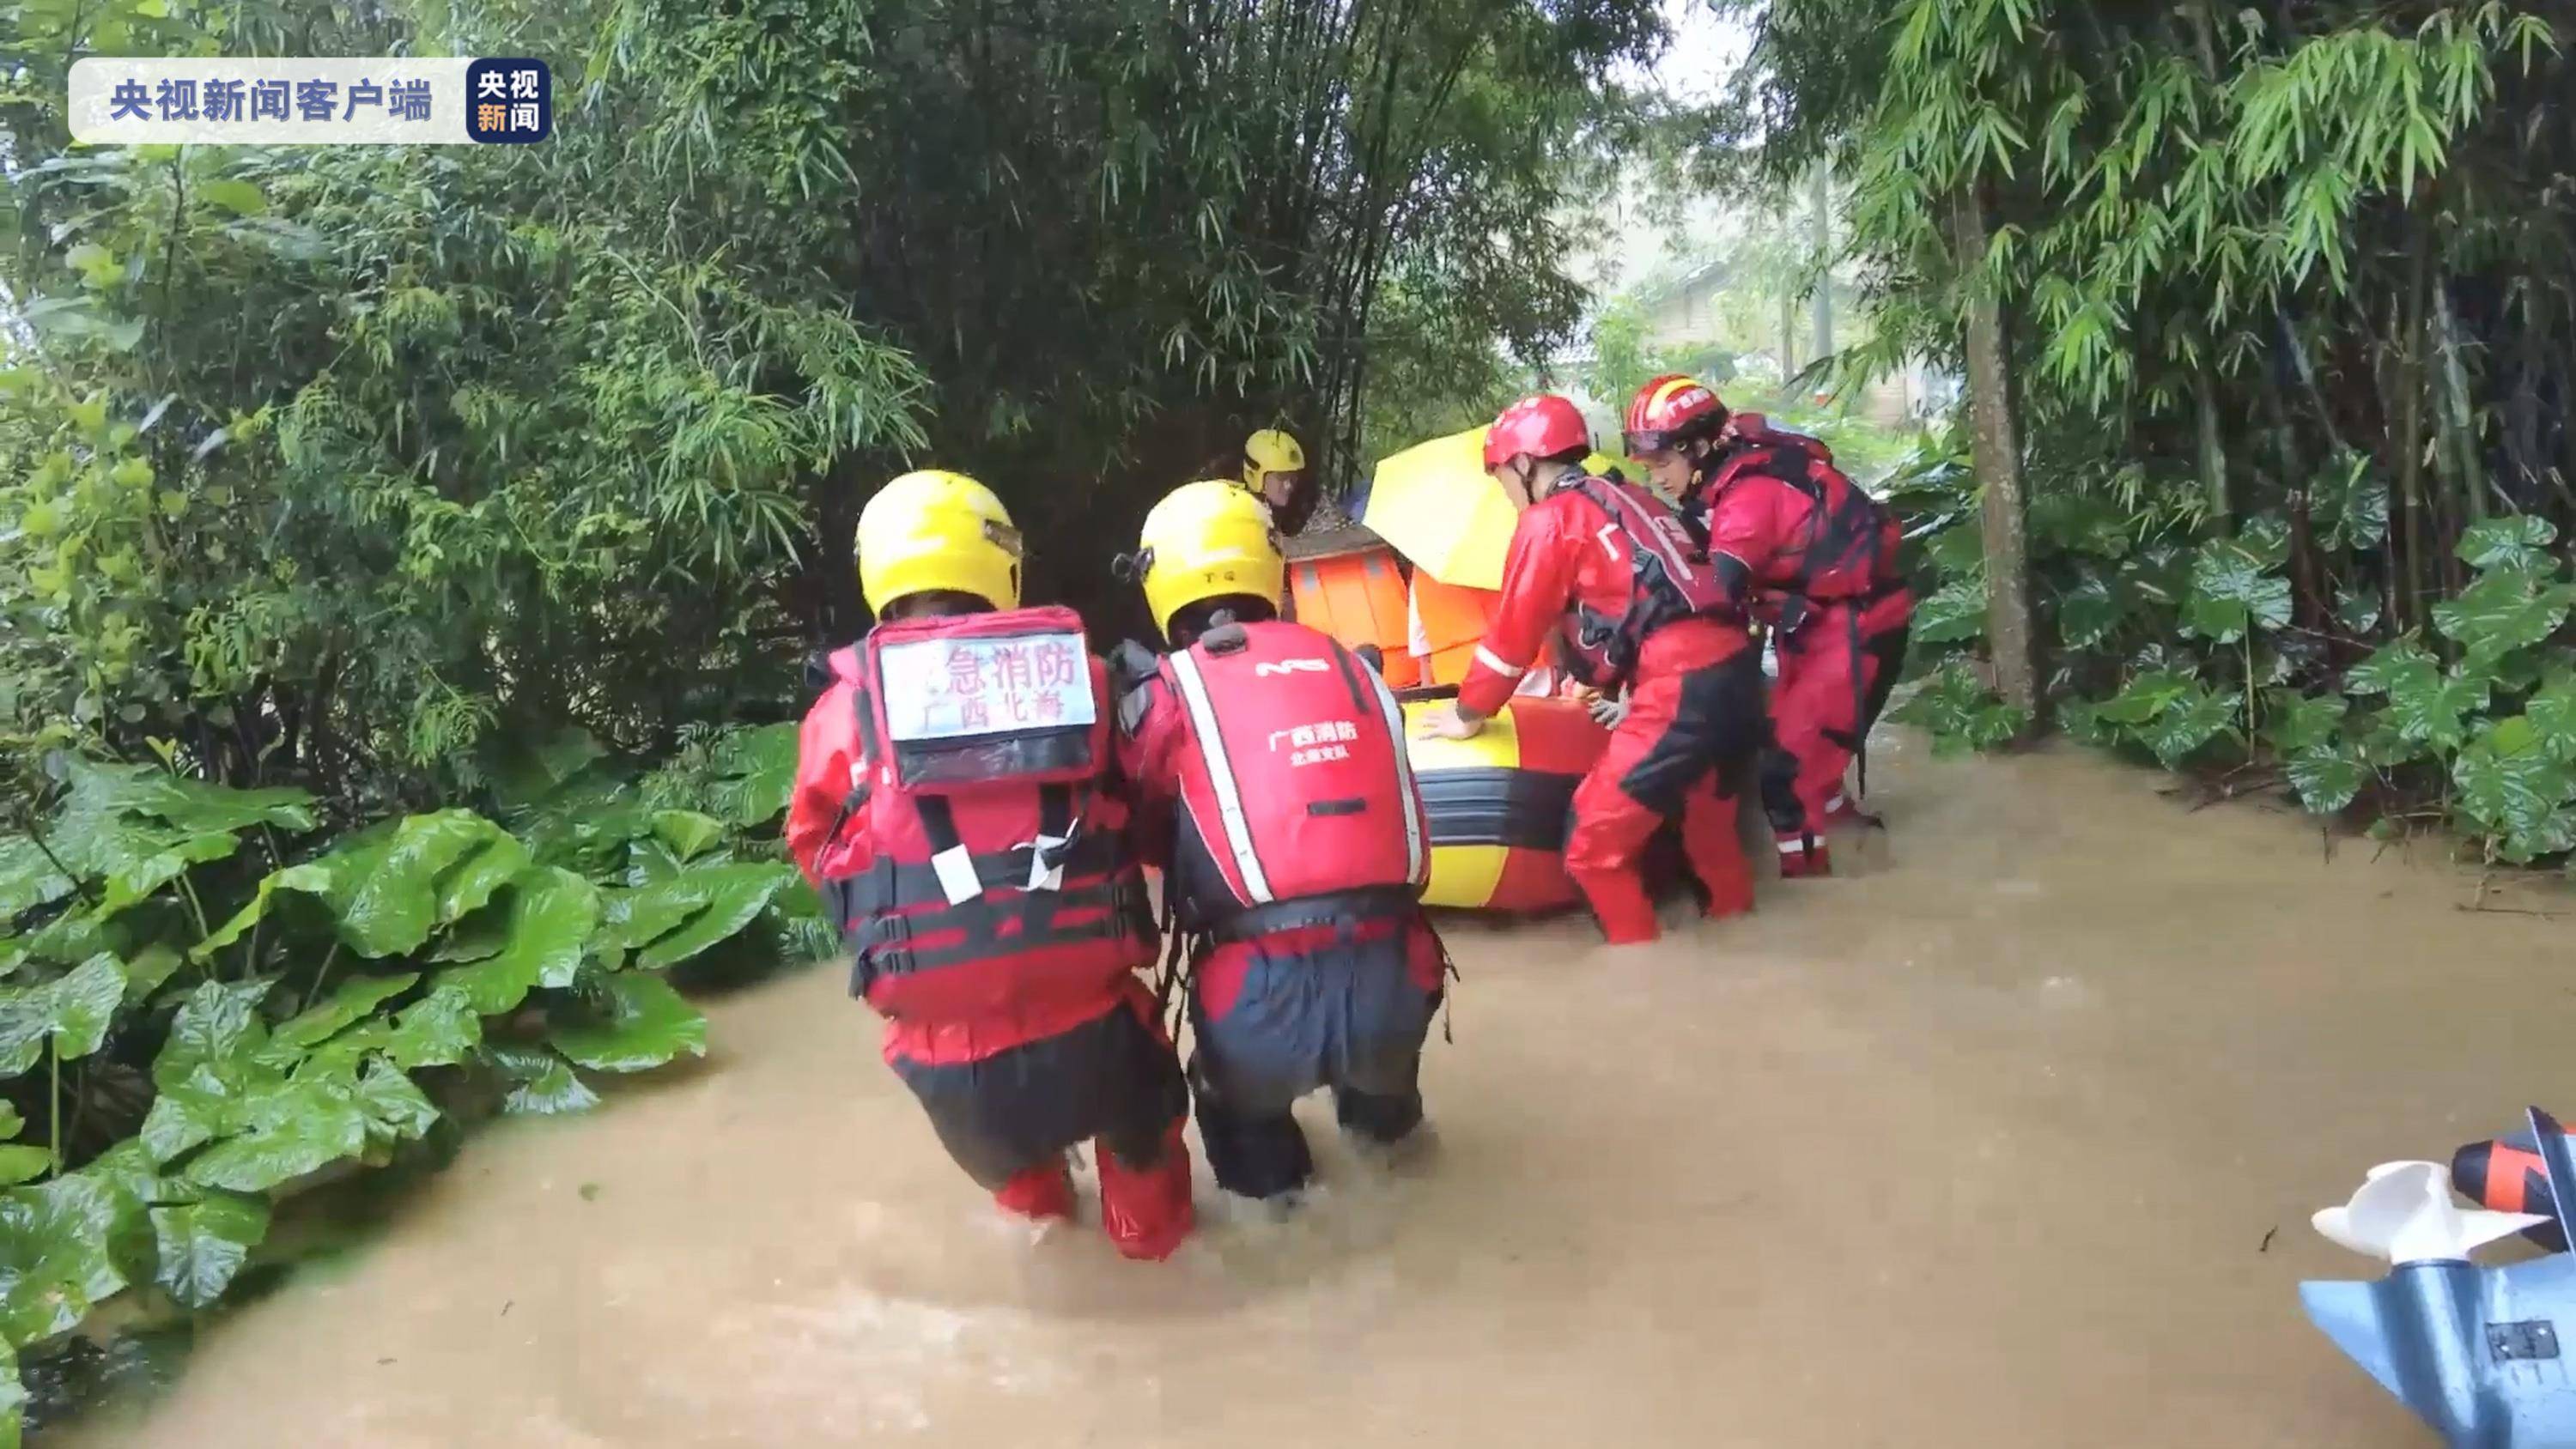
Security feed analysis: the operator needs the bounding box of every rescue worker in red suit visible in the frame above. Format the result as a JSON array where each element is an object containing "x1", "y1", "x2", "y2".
[
  {"x1": 1113, "y1": 480, "x2": 1443, "y2": 1203},
  {"x1": 1413, "y1": 395, "x2": 1765, "y2": 946},
  {"x1": 785, "y1": 470, "x2": 1194, "y2": 1261},
  {"x1": 1624, "y1": 374, "x2": 1917, "y2": 877}
]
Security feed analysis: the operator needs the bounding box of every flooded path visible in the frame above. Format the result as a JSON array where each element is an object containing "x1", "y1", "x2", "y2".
[{"x1": 81, "y1": 734, "x2": 2575, "y2": 1447}]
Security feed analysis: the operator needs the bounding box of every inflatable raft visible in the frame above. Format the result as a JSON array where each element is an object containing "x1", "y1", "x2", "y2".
[
  {"x1": 1401, "y1": 694, "x2": 1606, "y2": 912},
  {"x1": 1285, "y1": 530, "x2": 1418, "y2": 688}
]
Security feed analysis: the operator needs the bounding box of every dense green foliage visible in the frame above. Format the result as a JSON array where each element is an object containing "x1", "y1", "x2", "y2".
[
  {"x1": 1731, "y1": 0, "x2": 2576, "y2": 864},
  {"x1": 1, "y1": 0, "x2": 1686, "y2": 1431}
]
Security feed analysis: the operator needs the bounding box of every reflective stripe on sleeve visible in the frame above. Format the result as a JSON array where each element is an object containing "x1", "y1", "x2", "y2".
[{"x1": 1168, "y1": 648, "x2": 1274, "y2": 904}]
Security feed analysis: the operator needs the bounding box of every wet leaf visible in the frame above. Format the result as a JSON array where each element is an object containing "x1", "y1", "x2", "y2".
[
  {"x1": 2344, "y1": 638, "x2": 2438, "y2": 696},
  {"x1": 628, "y1": 865, "x2": 794, "y2": 970},
  {"x1": 2029, "y1": 491, "x2": 2131, "y2": 558},
  {"x1": 550, "y1": 974, "x2": 706, "y2": 1073},
  {"x1": 0, "y1": 1174, "x2": 133, "y2": 1343},
  {"x1": 488, "y1": 1046, "x2": 602, "y2": 1116},
  {"x1": 270, "y1": 972, "x2": 419, "y2": 1052},
  {"x1": 2054, "y1": 573, "x2": 2122, "y2": 650},
  {"x1": 0, "y1": 1150, "x2": 52, "y2": 1187},
  {"x1": 0, "y1": 1333, "x2": 21, "y2": 1449},
  {"x1": 139, "y1": 1064, "x2": 244, "y2": 1165},
  {"x1": 191, "y1": 863, "x2": 330, "y2": 961},
  {"x1": 2182, "y1": 535, "x2": 2291, "y2": 644},
  {"x1": 0, "y1": 955, "x2": 128, "y2": 1076},
  {"x1": 2092, "y1": 668, "x2": 2195, "y2": 725},
  {"x1": 705, "y1": 724, "x2": 799, "y2": 828},
  {"x1": 0, "y1": 838, "x2": 75, "y2": 918},
  {"x1": 649, "y1": 810, "x2": 726, "y2": 863},
  {"x1": 118, "y1": 943, "x2": 183, "y2": 1007},
  {"x1": 2453, "y1": 717, "x2": 2576, "y2": 863},
  {"x1": 1909, "y1": 578, "x2": 1986, "y2": 645},
  {"x1": 152, "y1": 978, "x2": 275, "y2": 1090},
  {"x1": 0, "y1": 1105, "x2": 19, "y2": 1140},
  {"x1": 2457, "y1": 514, "x2": 2558, "y2": 573},
  {"x1": 2384, "y1": 665, "x2": 2491, "y2": 755},
  {"x1": 2262, "y1": 691, "x2": 2348, "y2": 756},
  {"x1": 2527, "y1": 674, "x2": 2576, "y2": 762},
  {"x1": 2312, "y1": 452, "x2": 2389, "y2": 552},
  {"x1": 149, "y1": 1191, "x2": 268, "y2": 1308},
  {"x1": 1889, "y1": 659, "x2": 2025, "y2": 753},
  {"x1": 194, "y1": 178, "x2": 268, "y2": 216},
  {"x1": 2334, "y1": 586, "x2": 2383, "y2": 635},
  {"x1": 314, "y1": 985, "x2": 482, "y2": 1072},
  {"x1": 352, "y1": 1059, "x2": 439, "y2": 1140},
  {"x1": 437, "y1": 867, "x2": 600, "y2": 1013},
  {"x1": 2432, "y1": 568, "x2": 2576, "y2": 666},
  {"x1": 180, "y1": 1075, "x2": 368, "y2": 1192},
  {"x1": 325, "y1": 813, "x2": 522, "y2": 958},
  {"x1": 2140, "y1": 687, "x2": 2241, "y2": 767},
  {"x1": 1923, "y1": 524, "x2": 1984, "y2": 578}
]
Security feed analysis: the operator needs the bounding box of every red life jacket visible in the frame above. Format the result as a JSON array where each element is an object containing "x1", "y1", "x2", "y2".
[
  {"x1": 1554, "y1": 475, "x2": 1739, "y2": 691},
  {"x1": 1704, "y1": 420, "x2": 1900, "y2": 615},
  {"x1": 1149, "y1": 620, "x2": 1428, "y2": 935},
  {"x1": 833, "y1": 605, "x2": 1153, "y2": 1024}
]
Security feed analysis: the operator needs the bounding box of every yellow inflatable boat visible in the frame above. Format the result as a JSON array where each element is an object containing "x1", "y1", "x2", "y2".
[{"x1": 1401, "y1": 694, "x2": 1607, "y2": 912}]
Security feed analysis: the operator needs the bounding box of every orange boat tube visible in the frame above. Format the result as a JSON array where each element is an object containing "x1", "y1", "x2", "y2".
[{"x1": 1400, "y1": 694, "x2": 1607, "y2": 912}]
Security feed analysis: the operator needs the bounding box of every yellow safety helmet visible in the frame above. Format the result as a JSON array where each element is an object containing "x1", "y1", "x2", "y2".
[
  {"x1": 1242, "y1": 428, "x2": 1306, "y2": 493},
  {"x1": 854, "y1": 470, "x2": 1023, "y2": 615},
  {"x1": 1582, "y1": 451, "x2": 1625, "y2": 479},
  {"x1": 1135, "y1": 479, "x2": 1285, "y2": 638}
]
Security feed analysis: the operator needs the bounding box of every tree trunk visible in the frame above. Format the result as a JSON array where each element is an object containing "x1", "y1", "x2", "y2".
[
  {"x1": 1808, "y1": 163, "x2": 1834, "y2": 368},
  {"x1": 1951, "y1": 184, "x2": 2038, "y2": 725}
]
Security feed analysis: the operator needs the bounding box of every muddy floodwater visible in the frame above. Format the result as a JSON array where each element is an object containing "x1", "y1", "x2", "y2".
[{"x1": 74, "y1": 734, "x2": 2576, "y2": 1447}]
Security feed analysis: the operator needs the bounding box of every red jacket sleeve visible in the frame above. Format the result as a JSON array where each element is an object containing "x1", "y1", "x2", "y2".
[
  {"x1": 1701, "y1": 474, "x2": 1795, "y2": 591},
  {"x1": 786, "y1": 681, "x2": 867, "y2": 887},
  {"x1": 1458, "y1": 502, "x2": 1583, "y2": 718},
  {"x1": 1112, "y1": 670, "x2": 1187, "y2": 870}
]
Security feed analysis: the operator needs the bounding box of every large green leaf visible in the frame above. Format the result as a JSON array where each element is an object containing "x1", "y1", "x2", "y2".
[
  {"x1": 2453, "y1": 717, "x2": 2576, "y2": 863},
  {"x1": 2262, "y1": 691, "x2": 2348, "y2": 756},
  {"x1": 140, "y1": 1064, "x2": 246, "y2": 1166},
  {"x1": 2432, "y1": 567, "x2": 2576, "y2": 665},
  {"x1": 179, "y1": 1074, "x2": 368, "y2": 1193},
  {"x1": 1, "y1": 1331, "x2": 24, "y2": 1449},
  {"x1": 324, "y1": 812, "x2": 524, "y2": 958},
  {"x1": 0, "y1": 1174, "x2": 133, "y2": 1343},
  {"x1": 1888, "y1": 659, "x2": 2026, "y2": 754},
  {"x1": 307, "y1": 985, "x2": 483, "y2": 1072},
  {"x1": 2181, "y1": 535, "x2": 2292, "y2": 644},
  {"x1": 437, "y1": 867, "x2": 601, "y2": 1013},
  {"x1": 487, "y1": 1046, "x2": 602, "y2": 1116},
  {"x1": 2092, "y1": 668, "x2": 2196, "y2": 724},
  {"x1": 0, "y1": 838, "x2": 74, "y2": 919},
  {"x1": 619, "y1": 864, "x2": 795, "y2": 970},
  {"x1": 270, "y1": 972, "x2": 419, "y2": 1052},
  {"x1": 550, "y1": 974, "x2": 707, "y2": 1073},
  {"x1": 2334, "y1": 586, "x2": 2383, "y2": 636},
  {"x1": 1908, "y1": 578, "x2": 1986, "y2": 645},
  {"x1": 702, "y1": 723, "x2": 799, "y2": 827},
  {"x1": 650, "y1": 810, "x2": 726, "y2": 863},
  {"x1": 149, "y1": 1191, "x2": 269, "y2": 1309},
  {"x1": 39, "y1": 761, "x2": 304, "y2": 914},
  {"x1": 0, "y1": 1151, "x2": 52, "y2": 1188},
  {"x1": 2528, "y1": 674, "x2": 2576, "y2": 763},
  {"x1": 2138, "y1": 687, "x2": 2242, "y2": 767},
  {"x1": 2312, "y1": 452, "x2": 2389, "y2": 552},
  {"x1": 191, "y1": 863, "x2": 331, "y2": 960},
  {"x1": 2054, "y1": 573, "x2": 2123, "y2": 650},
  {"x1": 2029, "y1": 490, "x2": 2132, "y2": 558},
  {"x1": 153, "y1": 978, "x2": 276, "y2": 1089},
  {"x1": 0, "y1": 954, "x2": 128, "y2": 1076},
  {"x1": 352, "y1": 1058, "x2": 440, "y2": 1140},
  {"x1": 2344, "y1": 638, "x2": 2437, "y2": 696},
  {"x1": 2457, "y1": 514, "x2": 2558, "y2": 572},
  {"x1": 2385, "y1": 665, "x2": 2492, "y2": 755}
]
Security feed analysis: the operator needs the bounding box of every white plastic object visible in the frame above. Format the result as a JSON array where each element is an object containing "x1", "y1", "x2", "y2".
[{"x1": 2311, "y1": 1160, "x2": 2547, "y2": 1265}]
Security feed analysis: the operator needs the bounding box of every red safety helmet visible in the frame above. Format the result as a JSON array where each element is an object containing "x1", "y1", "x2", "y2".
[
  {"x1": 1482, "y1": 393, "x2": 1591, "y2": 470},
  {"x1": 1623, "y1": 373, "x2": 1729, "y2": 455}
]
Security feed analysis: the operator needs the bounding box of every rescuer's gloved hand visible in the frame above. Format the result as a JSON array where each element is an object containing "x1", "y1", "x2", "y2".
[{"x1": 1587, "y1": 690, "x2": 1631, "y2": 729}]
